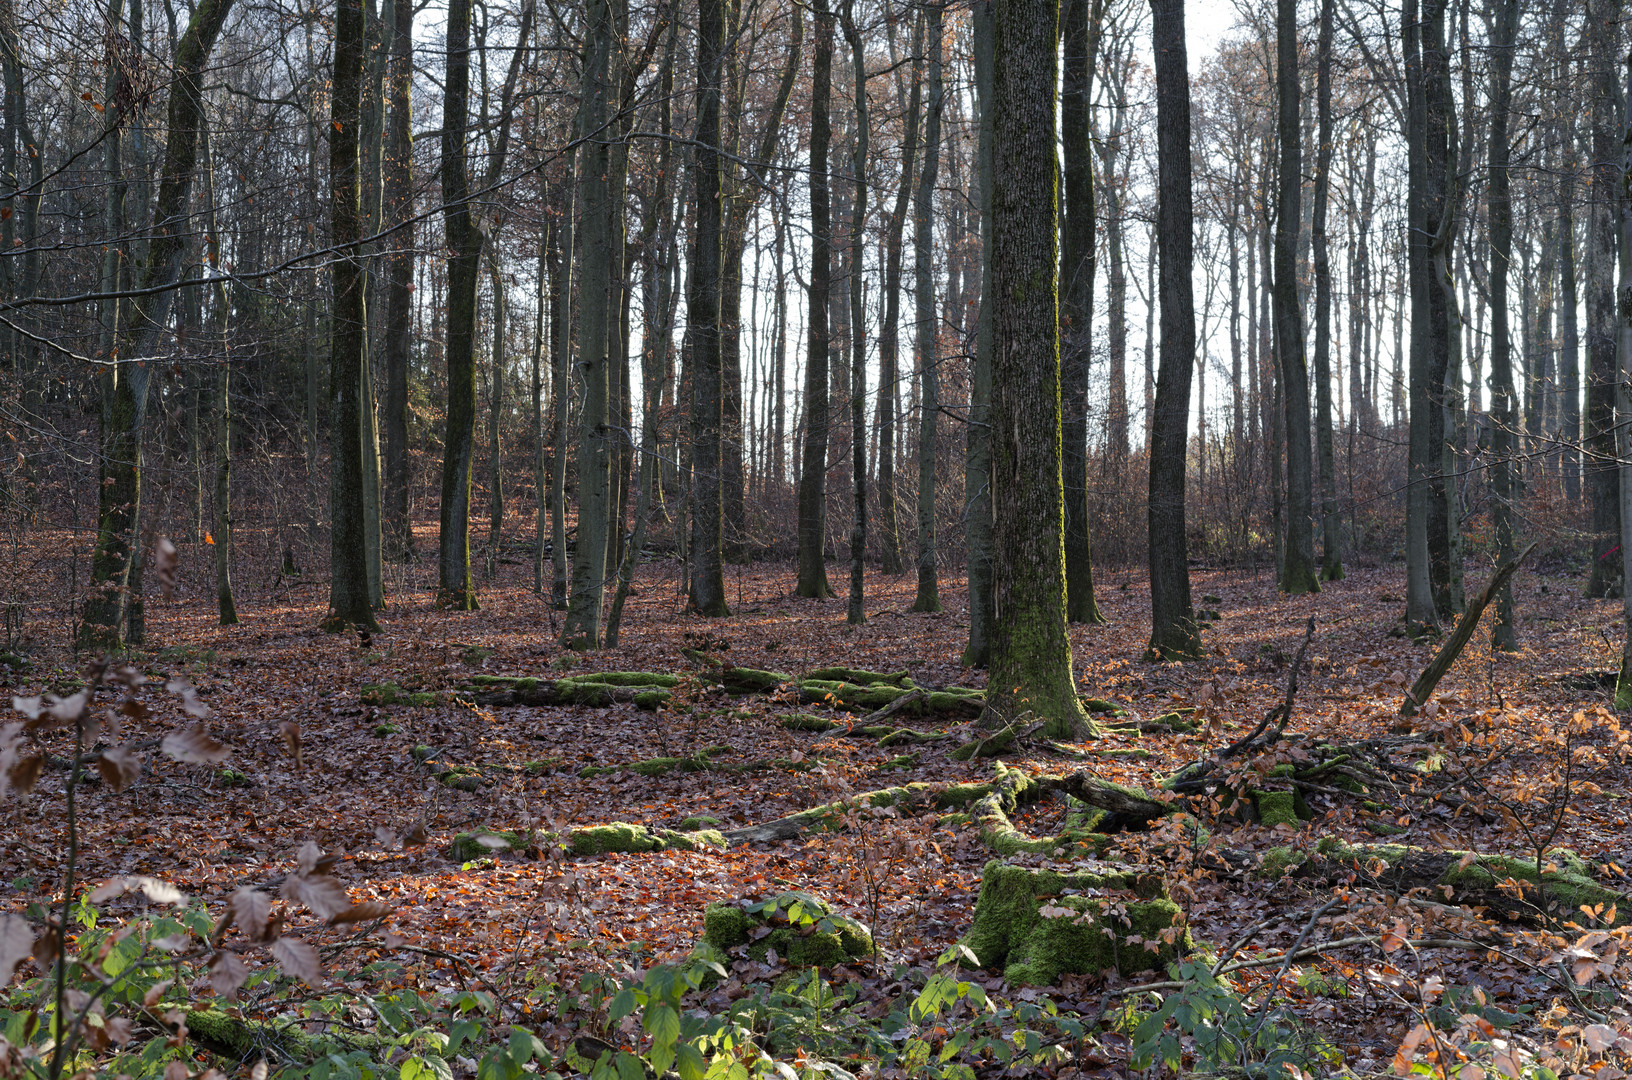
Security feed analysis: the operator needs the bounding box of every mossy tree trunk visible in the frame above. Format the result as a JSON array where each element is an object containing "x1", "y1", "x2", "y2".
[{"x1": 985, "y1": 0, "x2": 1092, "y2": 740}]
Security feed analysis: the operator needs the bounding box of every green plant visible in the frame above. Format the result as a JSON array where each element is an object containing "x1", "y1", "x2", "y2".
[{"x1": 1127, "y1": 961, "x2": 1338, "y2": 1077}]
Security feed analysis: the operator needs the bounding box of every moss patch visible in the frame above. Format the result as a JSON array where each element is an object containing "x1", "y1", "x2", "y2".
[
  {"x1": 1256, "y1": 846, "x2": 1309, "y2": 879},
  {"x1": 361, "y1": 682, "x2": 436, "y2": 707},
  {"x1": 564, "y1": 823, "x2": 725, "y2": 855},
  {"x1": 702, "y1": 892, "x2": 872, "y2": 966},
  {"x1": 447, "y1": 830, "x2": 525, "y2": 861},
  {"x1": 677, "y1": 815, "x2": 722, "y2": 830},
  {"x1": 1254, "y1": 790, "x2": 1307, "y2": 829},
  {"x1": 960, "y1": 861, "x2": 1188, "y2": 985},
  {"x1": 804, "y1": 667, "x2": 913, "y2": 687}
]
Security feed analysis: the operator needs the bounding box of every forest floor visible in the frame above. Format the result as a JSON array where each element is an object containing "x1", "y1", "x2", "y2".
[{"x1": 4, "y1": 538, "x2": 1632, "y2": 1078}]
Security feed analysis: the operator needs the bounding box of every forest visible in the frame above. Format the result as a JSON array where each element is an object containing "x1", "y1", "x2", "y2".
[{"x1": 4, "y1": 0, "x2": 1632, "y2": 1076}]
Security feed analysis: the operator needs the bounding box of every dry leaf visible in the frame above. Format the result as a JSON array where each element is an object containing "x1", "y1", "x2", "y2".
[
  {"x1": 151, "y1": 536, "x2": 179, "y2": 599},
  {"x1": 229, "y1": 887, "x2": 272, "y2": 942},
  {"x1": 0, "y1": 913, "x2": 34, "y2": 984},
  {"x1": 7, "y1": 753, "x2": 43, "y2": 795},
  {"x1": 161, "y1": 726, "x2": 229, "y2": 765},
  {"x1": 329, "y1": 901, "x2": 393, "y2": 926},
  {"x1": 97, "y1": 744, "x2": 141, "y2": 792},
  {"x1": 282, "y1": 872, "x2": 351, "y2": 920},
  {"x1": 270, "y1": 936, "x2": 321, "y2": 985},
  {"x1": 208, "y1": 950, "x2": 250, "y2": 1000}
]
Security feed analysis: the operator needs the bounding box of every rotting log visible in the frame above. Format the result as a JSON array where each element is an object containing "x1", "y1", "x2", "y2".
[{"x1": 1401, "y1": 542, "x2": 1536, "y2": 715}]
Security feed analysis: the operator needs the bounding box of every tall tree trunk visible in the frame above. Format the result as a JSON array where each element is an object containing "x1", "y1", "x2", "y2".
[
  {"x1": 1275, "y1": 0, "x2": 1318, "y2": 595},
  {"x1": 911, "y1": 1, "x2": 943, "y2": 614},
  {"x1": 436, "y1": 0, "x2": 482, "y2": 610},
  {"x1": 962, "y1": 0, "x2": 995, "y2": 668},
  {"x1": 382, "y1": 0, "x2": 414, "y2": 561},
  {"x1": 198, "y1": 123, "x2": 237, "y2": 626},
  {"x1": 485, "y1": 260, "x2": 506, "y2": 575},
  {"x1": 1061, "y1": 0, "x2": 1104, "y2": 623},
  {"x1": 1586, "y1": 0, "x2": 1624, "y2": 600},
  {"x1": 687, "y1": 0, "x2": 728, "y2": 616},
  {"x1": 1145, "y1": 0, "x2": 1201, "y2": 660},
  {"x1": 1402, "y1": 0, "x2": 1440, "y2": 628},
  {"x1": 986, "y1": 0, "x2": 1093, "y2": 738},
  {"x1": 1100, "y1": 62, "x2": 1129, "y2": 464},
  {"x1": 1487, "y1": 0, "x2": 1519, "y2": 651},
  {"x1": 876, "y1": 12, "x2": 921, "y2": 577},
  {"x1": 548, "y1": 166, "x2": 573, "y2": 610},
  {"x1": 1615, "y1": 46, "x2": 1632, "y2": 706},
  {"x1": 327, "y1": 0, "x2": 379, "y2": 632},
  {"x1": 1312, "y1": 0, "x2": 1342, "y2": 581},
  {"x1": 796, "y1": 1, "x2": 836, "y2": 599},
  {"x1": 563, "y1": 0, "x2": 618, "y2": 643},
  {"x1": 842, "y1": 0, "x2": 869, "y2": 625},
  {"x1": 83, "y1": 0, "x2": 234, "y2": 647}
]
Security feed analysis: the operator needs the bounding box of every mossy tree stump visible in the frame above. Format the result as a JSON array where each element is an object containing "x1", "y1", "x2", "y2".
[{"x1": 960, "y1": 861, "x2": 1189, "y2": 985}]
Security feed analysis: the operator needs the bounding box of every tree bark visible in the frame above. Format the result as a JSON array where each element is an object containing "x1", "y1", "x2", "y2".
[
  {"x1": 1144, "y1": 0, "x2": 1200, "y2": 661},
  {"x1": 382, "y1": 0, "x2": 414, "y2": 562},
  {"x1": 687, "y1": 0, "x2": 729, "y2": 617},
  {"x1": 1586, "y1": 0, "x2": 1625, "y2": 600},
  {"x1": 962, "y1": 0, "x2": 995, "y2": 668},
  {"x1": 986, "y1": 0, "x2": 1093, "y2": 739},
  {"x1": 911, "y1": 1, "x2": 943, "y2": 614},
  {"x1": 796, "y1": 1, "x2": 836, "y2": 599},
  {"x1": 1312, "y1": 0, "x2": 1342, "y2": 582},
  {"x1": 1061, "y1": 0, "x2": 1104, "y2": 623},
  {"x1": 1402, "y1": 0, "x2": 1440, "y2": 628},
  {"x1": 1487, "y1": 0, "x2": 1519, "y2": 651},
  {"x1": 1274, "y1": 0, "x2": 1319, "y2": 595},
  {"x1": 842, "y1": 0, "x2": 869, "y2": 625}
]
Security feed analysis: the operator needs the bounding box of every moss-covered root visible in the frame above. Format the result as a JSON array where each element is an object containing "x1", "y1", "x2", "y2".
[
  {"x1": 456, "y1": 675, "x2": 674, "y2": 709},
  {"x1": 804, "y1": 667, "x2": 914, "y2": 687},
  {"x1": 446, "y1": 823, "x2": 729, "y2": 861},
  {"x1": 702, "y1": 892, "x2": 873, "y2": 966},
  {"x1": 967, "y1": 765, "x2": 1111, "y2": 858},
  {"x1": 579, "y1": 746, "x2": 731, "y2": 778},
  {"x1": 184, "y1": 1009, "x2": 376, "y2": 1063},
  {"x1": 722, "y1": 778, "x2": 994, "y2": 844},
  {"x1": 959, "y1": 861, "x2": 1190, "y2": 985},
  {"x1": 1307, "y1": 839, "x2": 1628, "y2": 926},
  {"x1": 798, "y1": 679, "x2": 984, "y2": 717}
]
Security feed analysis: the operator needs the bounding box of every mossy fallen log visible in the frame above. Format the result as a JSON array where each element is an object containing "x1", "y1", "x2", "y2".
[
  {"x1": 446, "y1": 823, "x2": 728, "y2": 861},
  {"x1": 1294, "y1": 838, "x2": 1626, "y2": 925},
  {"x1": 797, "y1": 679, "x2": 984, "y2": 717},
  {"x1": 960, "y1": 861, "x2": 1189, "y2": 984},
  {"x1": 361, "y1": 682, "x2": 437, "y2": 707},
  {"x1": 183, "y1": 1008, "x2": 382, "y2": 1063},
  {"x1": 721, "y1": 779, "x2": 993, "y2": 844},
  {"x1": 703, "y1": 891, "x2": 873, "y2": 965},
  {"x1": 804, "y1": 667, "x2": 914, "y2": 687},
  {"x1": 965, "y1": 763, "x2": 1113, "y2": 858},
  {"x1": 455, "y1": 675, "x2": 673, "y2": 709},
  {"x1": 777, "y1": 713, "x2": 947, "y2": 745}
]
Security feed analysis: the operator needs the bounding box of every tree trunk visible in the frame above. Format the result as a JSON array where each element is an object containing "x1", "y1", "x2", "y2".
[
  {"x1": 382, "y1": 0, "x2": 414, "y2": 562},
  {"x1": 549, "y1": 166, "x2": 573, "y2": 611},
  {"x1": 796, "y1": 1, "x2": 836, "y2": 599},
  {"x1": 687, "y1": 0, "x2": 729, "y2": 617},
  {"x1": 1144, "y1": 0, "x2": 1200, "y2": 661},
  {"x1": 1274, "y1": 0, "x2": 1318, "y2": 596},
  {"x1": 876, "y1": 14, "x2": 920, "y2": 578},
  {"x1": 962, "y1": 0, "x2": 995, "y2": 668},
  {"x1": 986, "y1": 0, "x2": 1093, "y2": 739},
  {"x1": 485, "y1": 260, "x2": 506, "y2": 576},
  {"x1": 842, "y1": 0, "x2": 869, "y2": 625},
  {"x1": 1587, "y1": 0, "x2": 1625, "y2": 600},
  {"x1": 1312, "y1": 0, "x2": 1342, "y2": 581},
  {"x1": 911, "y1": 1, "x2": 943, "y2": 614},
  {"x1": 436, "y1": 0, "x2": 481, "y2": 611},
  {"x1": 563, "y1": 0, "x2": 618, "y2": 644},
  {"x1": 1402, "y1": 0, "x2": 1440, "y2": 628},
  {"x1": 1487, "y1": 0, "x2": 1519, "y2": 651},
  {"x1": 1061, "y1": 0, "x2": 1104, "y2": 623}
]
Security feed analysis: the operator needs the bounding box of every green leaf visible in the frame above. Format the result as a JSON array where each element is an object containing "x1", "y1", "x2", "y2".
[
  {"x1": 614, "y1": 1051, "x2": 645, "y2": 1080},
  {"x1": 645, "y1": 1003, "x2": 680, "y2": 1047},
  {"x1": 675, "y1": 1043, "x2": 707, "y2": 1080},
  {"x1": 508, "y1": 1028, "x2": 535, "y2": 1066},
  {"x1": 608, "y1": 988, "x2": 638, "y2": 1023}
]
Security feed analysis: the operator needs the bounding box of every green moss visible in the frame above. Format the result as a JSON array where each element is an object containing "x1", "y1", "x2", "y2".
[
  {"x1": 1363, "y1": 819, "x2": 1409, "y2": 836},
  {"x1": 878, "y1": 752, "x2": 920, "y2": 770},
  {"x1": 522, "y1": 758, "x2": 561, "y2": 776},
  {"x1": 960, "y1": 861, "x2": 1188, "y2": 985},
  {"x1": 715, "y1": 667, "x2": 791, "y2": 693},
  {"x1": 1256, "y1": 846, "x2": 1308, "y2": 879},
  {"x1": 361, "y1": 682, "x2": 436, "y2": 707},
  {"x1": 567, "y1": 671, "x2": 681, "y2": 688},
  {"x1": 446, "y1": 830, "x2": 524, "y2": 861},
  {"x1": 215, "y1": 768, "x2": 250, "y2": 788},
  {"x1": 373, "y1": 722, "x2": 400, "y2": 737},
  {"x1": 632, "y1": 690, "x2": 671, "y2": 710},
  {"x1": 702, "y1": 893, "x2": 872, "y2": 966},
  {"x1": 1081, "y1": 697, "x2": 1128, "y2": 716},
  {"x1": 677, "y1": 815, "x2": 722, "y2": 830},
  {"x1": 1253, "y1": 790, "x2": 1311, "y2": 828},
  {"x1": 411, "y1": 744, "x2": 437, "y2": 762},
  {"x1": 437, "y1": 765, "x2": 484, "y2": 791},
  {"x1": 568, "y1": 823, "x2": 661, "y2": 855},
  {"x1": 804, "y1": 667, "x2": 913, "y2": 687},
  {"x1": 937, "y1": 782, "x2": 991, "y2": 807},
  {"x1": 780, "y1": 714, "x2": 837, "y2": 731}
]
